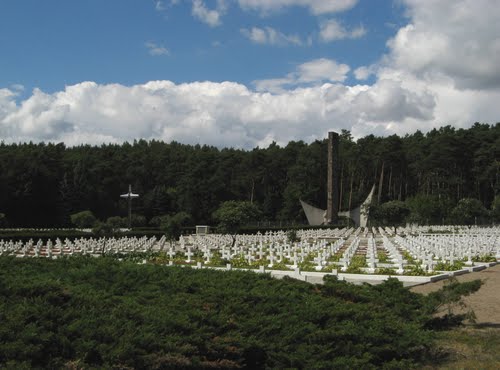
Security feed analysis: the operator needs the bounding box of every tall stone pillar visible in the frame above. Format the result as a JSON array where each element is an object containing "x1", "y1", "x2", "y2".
[{"x1": 326, "y1": 131, "x2": 339, "y2": 224}]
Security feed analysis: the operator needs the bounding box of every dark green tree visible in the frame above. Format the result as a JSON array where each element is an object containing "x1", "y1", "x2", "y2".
[
  {"x1": 213, "y1": 201, "x2": 261, "y2": 247},
  {"x1": 0, "y1": 213, "x2": 7, "y2": 228},
  {"x1": 406, "y1": 194, "x2": 451, "y2": 225},
  {"x1": 450, "y1": 198, "x2": 489, "y2": 225},
  {"x1": 70, "y1": 210, "x2": 97, "y2": 229},
  {"x1": 161, "y1": 212, "x2": 191, "y2": 247},
  {"x1": 372, "y1": 200, "x2": 410, "y2": 232},
  {"x1": 492, "y1": 195, "x2": 500, "y2": 223},
  {"x1": 106, "y1": 216, "x2": 127, "y2": 230}
]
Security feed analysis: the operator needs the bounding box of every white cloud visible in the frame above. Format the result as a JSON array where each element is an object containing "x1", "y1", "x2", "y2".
[
  {"x1": 238, "y1": 0, "x2": 358, "y2": 15},
  {"x1": 192, "y1": 0, "x2": 227, "y2": 27},
  {"x1": 2, "y1": 0, "x2": 500, "y2": 148},
  {"x1": 387, "y1": 0, "x2": 500, "y2": 90},
  {"x1": 0, "y1": 88, "x2": 19, "y2": 120},
  {"x1": 10, "y1": 84, "x2": 25, "y2": 92},
  {"x1": 296, "y1": 58, "x2": 350, "y2": 83},
  {"x1": 145, "y1": 42, "x2": 169, "y2": 56},
  {"x1": 319, "y1": 19, "x2": 366, "y2": 42},
  {"x1": 354, "y1": 65, "x2": 376, "y2": 80},
  {"x1": 1, "y1": 73, "x2": 499, "y2": 148},
  {"x1": 155, "y1": 1, "x2": 166, "y2": 11},
  {"x1": 254, "y1": 58, "x2": 350, "y2": 92},
  {"x1": 241, "y1": 26, "x2": 303, "y2": 46},
  {"x1": 154, "y1": 0, "x2": 179, "y2": 13}
]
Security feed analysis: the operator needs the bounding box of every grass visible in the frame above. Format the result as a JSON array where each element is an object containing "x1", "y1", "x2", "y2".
[{"x1": 426, "y1": 326, "x2": 500, "y2": 369}]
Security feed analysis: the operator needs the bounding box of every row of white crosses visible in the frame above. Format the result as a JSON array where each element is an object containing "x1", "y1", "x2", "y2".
[
  {"x1": 174, "y1": 230, "x2": 351, "y2": 270},
  {"x1": 1, "y1": 226, "x2": 498, "y2": 274},
  {"x1": 365, "y1": 236, "x2": 377, "y2": 273},
  {"x1": 381, "y1": 236, "x2": 406, "y2": 274},
  {"x1": 0, "y1": 236, "x2": 167, "y2": 258},
  {"x1": 339, "y1": 236, "x2": 360, "y2": 271},
  {"x1": 394, "y1": 232, "x2": 500, "y2": 270}
]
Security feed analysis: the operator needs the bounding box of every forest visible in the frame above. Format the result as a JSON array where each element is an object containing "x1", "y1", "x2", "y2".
[{"x1": 0, "y1": 122, "x2": 498, "y2": 227}]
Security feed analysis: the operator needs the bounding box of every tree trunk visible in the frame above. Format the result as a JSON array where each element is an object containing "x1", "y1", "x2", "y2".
[
  {"x1": 377, "y1": 162, "x2": 385, "y2": 203},
  {"x1": 250, "y1": 178, "x2": 255, "y2": 203},
  {"x1": 348, "y1": 173, "x2": 354, "y2": 211},
  {"x1": 388, "y1": 166, "x2": 393, "y2": 199},
  {"x1": 339, "y1": 165, "x2": 344, "y2": 211}
]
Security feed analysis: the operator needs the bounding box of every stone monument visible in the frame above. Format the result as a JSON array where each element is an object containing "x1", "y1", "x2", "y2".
[{"x1": 300, "y1": 131, "x2": 375, "y2": 227}]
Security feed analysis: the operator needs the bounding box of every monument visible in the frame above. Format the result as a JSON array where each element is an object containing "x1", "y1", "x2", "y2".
[
  {"x1": 300, "y1": 131, "x2": 375, "y2": 227},
  {"x1": 326, "y1": 131, "x2": 340, "y2": 224},
  {"x1": 120, "y1": 184, "x2": 139, "y2": 228}
]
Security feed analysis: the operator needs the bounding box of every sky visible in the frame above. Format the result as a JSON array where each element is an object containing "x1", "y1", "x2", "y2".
[{"x1": 0, "y1": 0, "x2": 499, "y2": 148}]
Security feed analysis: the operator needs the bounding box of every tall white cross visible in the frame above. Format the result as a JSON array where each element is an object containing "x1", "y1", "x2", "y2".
[{"x1": 120, "y1": 184, "x2": 139, "y2": 228}]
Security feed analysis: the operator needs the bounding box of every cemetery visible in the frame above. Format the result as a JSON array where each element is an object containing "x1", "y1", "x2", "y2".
[
  {"x1": 1, "y1": 225, "x2": 498, "y2": 287},
  {"x1": 0, "y1": 127, "x2": 499, "y2": 367}
]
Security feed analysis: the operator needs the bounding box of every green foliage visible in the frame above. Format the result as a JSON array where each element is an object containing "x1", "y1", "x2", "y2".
[
  {"x1": 404, "y1": 264, "x2": 431, "y2": 276},
  {"x1": 406, "y1": 194, "x2": 451, "y2": 225},
  {"x1": 213, "y1": 201, "x2": 262, "y2": 236},
  {"x1": 472, "y1": 254, "x2": 497, "y2": 262},
  {"x1": 1, "y1": 256, "x2": 482, "y2": 368},
  {"x1": 297, "y1": 252, "x2": 316, "y2": 271},
  {"x1": 204, "y1": 252, "x2": 228, "y2": 267},
  {"x1": 402, "y1": 250, "x2": 415, "y2": 264},
  {"x1": 229, "y1": 255, "x2": 252, "y2": 269},
  {"x1": 423, "y1": 278, "x2": 483, "y2": 327},
  {"x1": 492, "y1": 195, "x2": 500, "y2": 222},
  {"x1": 70, "y1": 210, "x2": 97, "y2": 228},
  {"x1": 375, "y1": 267, "x2": 397, "y2": 275},
  {"x1": 130, "y1": 214, "x2": 147, "y2": 227},
  {"x1": 91, "y1": 221, "x2": 114, "y2": 237},
  {"x1": 286, "y1": 229, "x2": 300, "y2": 244},
  {"x1": 450, "y1": 198, "x2": 489, "y2": 225},
  {"x1": 268, "y1": 261, "x2": 291, "y2": 271},
  {"x1": 0, "y1": 212, "x2": 7, "y2": 228},
  {"x1": 0, "y1": 125, "x2": 499, "y2": 227},
  {"x1": 106, "y1": 216, "x2": 126, "y2": 229},
  {"x1": 371, "y1": 200, "x2": 410, "y2": 231},
  {"x1": 377, "y1": 250, "x2": 389, "y2": 263},
  {"x1": 161, "y1": 212, "x2": 191, "y2": 244},
  {"x1": 434, "y1": 261, "x2": 465, "y2": 271},
  {"x1": 346, "y1": 255, "x2": 367, "y2": 273}
]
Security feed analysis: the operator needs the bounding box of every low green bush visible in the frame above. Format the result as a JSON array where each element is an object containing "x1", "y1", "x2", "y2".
[{"x1": 0, "y1": 256, "x2": 482, "y2": 369}]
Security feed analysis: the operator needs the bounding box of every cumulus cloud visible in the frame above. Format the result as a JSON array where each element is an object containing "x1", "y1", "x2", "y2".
[
  {"x1": 145, "y1": 42, "x2": 169, "y2": 56},
  {"x1": 0, "y1": 88, "x2": 19, "y2": 120},
  {"x1": 2, "y1": 0, "x2": 500, "y2": 148},
  {"x1": 238, "y1": 0, "x2": 358, "y2": 15},
  {"x1": 354, "y1": 65, "x2": 376, "y2": 80},
  {"x1": 319, "y1": 19, "x2": 366, "y2": 42},
  {"x1": 296, "y1": 59, "x2": 350, "y2": 83},
  {"x1": 387, "y1": 0, "x2": 500, "y2": 90},
  {"x1": 192, "y1": 0, "x2": 227, "y2": 27},
  {"x1": 0, "y1": 76, "x2": 443, "y2": 148},
  {"x1": 241, "y1": 26, "x2": 303, "y2": 46},
  {"x1": 254, "y1": 58, "x2": 350, "y2": 92}
]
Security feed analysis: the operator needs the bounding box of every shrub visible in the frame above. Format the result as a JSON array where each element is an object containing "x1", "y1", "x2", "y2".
[
  {"x1": 0, "y1": 256, "x2": 483, "y2": 368},
  {"x1": 106, "y1": 216, "x2": 127, "y2": 229},
  {"x1": 70, "y1": 210, "x2": 97, "y2": 228}
]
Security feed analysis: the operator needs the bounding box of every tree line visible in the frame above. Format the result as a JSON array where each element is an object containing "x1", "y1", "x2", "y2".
[{"x1": 0, "y1": 122, "x2": 498, "y2": 227}]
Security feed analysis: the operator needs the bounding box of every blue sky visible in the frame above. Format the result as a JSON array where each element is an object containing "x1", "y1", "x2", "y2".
[{"x1": 1, "y1": 0, "x2": 499, "y2": 148}]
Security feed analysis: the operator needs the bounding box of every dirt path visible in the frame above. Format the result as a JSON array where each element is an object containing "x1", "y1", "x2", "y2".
[{"x1": 411, "y1": 264, "x2": 500, "y2": 325}]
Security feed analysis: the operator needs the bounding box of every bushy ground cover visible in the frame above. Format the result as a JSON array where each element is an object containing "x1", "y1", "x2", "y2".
[{"x1": 0, "y1": 256, "x2": 481, "y2": 369}]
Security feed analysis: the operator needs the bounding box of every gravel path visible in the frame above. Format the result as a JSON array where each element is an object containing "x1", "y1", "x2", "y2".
[{"x1": 410, "y1": 264, "x2": 500, "y2": 325}]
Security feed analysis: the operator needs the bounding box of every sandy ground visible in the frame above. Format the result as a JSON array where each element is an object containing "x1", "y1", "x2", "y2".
[{"x1": 411, "y1": 264, "x2": 500, "y2": 326}]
